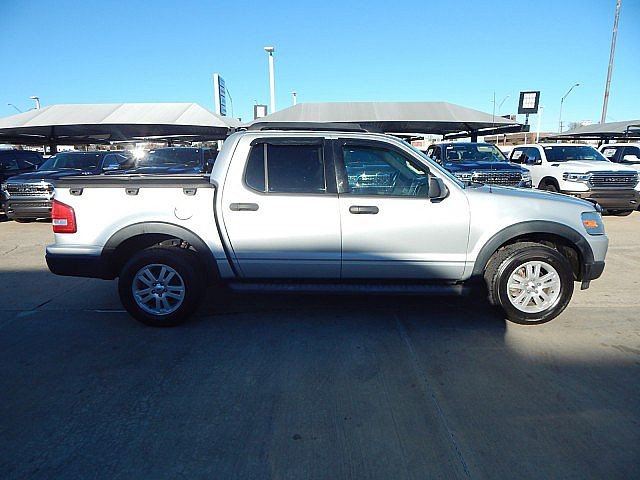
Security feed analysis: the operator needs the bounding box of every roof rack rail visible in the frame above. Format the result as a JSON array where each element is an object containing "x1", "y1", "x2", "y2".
[{"x1": 247, "y1": 122, "x2": 370, "y2": 133}]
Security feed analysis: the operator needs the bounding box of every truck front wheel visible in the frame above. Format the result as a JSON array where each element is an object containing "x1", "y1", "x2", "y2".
[
  {"x1": 118, "y1": 247, "x2": 204, "y2": 327},
  {"x1": 484, "y1": 243, "x2": 574, "y2": 325}
]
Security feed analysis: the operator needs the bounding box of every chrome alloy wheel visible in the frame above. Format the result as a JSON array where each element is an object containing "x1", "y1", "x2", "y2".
[
  {"x1": 132, "y1": 264, "x2": 186, "y2": 315},
  {"x1": 506, "y1": 261, "x2": 561, "y2": 314}
]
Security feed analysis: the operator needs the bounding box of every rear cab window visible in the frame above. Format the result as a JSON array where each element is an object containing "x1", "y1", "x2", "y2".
[{"x1": 244, "y1": 141, "x2": 327, "y2": 194}]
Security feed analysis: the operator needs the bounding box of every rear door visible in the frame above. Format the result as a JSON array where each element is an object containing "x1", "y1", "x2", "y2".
[
  {"x1": 221, "y1": 137, "x2": 341, "y2": 278},
  {"x1": 335, "y1": 139, "x2": 470, "y2": 280}
]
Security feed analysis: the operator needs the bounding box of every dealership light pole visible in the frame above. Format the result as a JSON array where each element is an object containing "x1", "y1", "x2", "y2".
[
  {"x1": 558, "y1": 83, "x2": 579, "y2": 133},
  {"x1": 7, "y1": 103, "x2": 22, "y2": 113},
  {"x1": 29, "y1": 96, "x2": 40, "y2": 110},
  {"x1": 601, "y1": 0, "x2": 621, "y2": 124},
  {"x1": 292, "y1": 91, "x2": 297, "y2": 106},
  {"x1": 536, "y1": 106, "x2": 544, "y2": 142},
  {"x1": 264, "y1": 46, "x2": 275, "y2": 113}
]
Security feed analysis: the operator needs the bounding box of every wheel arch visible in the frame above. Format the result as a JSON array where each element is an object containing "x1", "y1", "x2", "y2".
[
  {"x1": 102, "y1": 222, "x2": 219, "y2": 282},
  {"x1": 472, "y1": 221, "x2": 594, "y2": 280},
  {"x1": 539, "y1": 176, "x2": 560, "y2": 189}
]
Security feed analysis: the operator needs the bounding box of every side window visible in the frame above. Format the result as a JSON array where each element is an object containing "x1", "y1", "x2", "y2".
[
  {"x1": 342, "y1": 145, "x2": 429, "y2": 197},
  {"x1": 0, "y1": 156, "x2": 20, "y2": 171},
  {"x1": 425, "y1": 147, "x2": 435, "y2": 159},
  {"x1": 511, "y1": 148, "x2": 525, "y2": 164},
  {"x1": 601, "y1": 146, "x2": 619, "y2": 161},
  {"x1": 527, "y1": 147, "x2": 541, "y2": 162},
  {"x1": 432, "y1": 146, "x2": 441, "y2": 161},
  {"x1": 623, "y1": 146, "x2": 640, "y2": 159},
  {"x1": 244, "y1": 143, "x2": 326, "y2": 194}
]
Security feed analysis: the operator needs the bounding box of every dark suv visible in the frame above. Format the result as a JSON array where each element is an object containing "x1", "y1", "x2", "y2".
[
  {"x1": 116, "y1": 147, "x2": 217, "y2": 174},
  {"x1": 1, "y1": 151, "x2": 133, "y2": 221},
  {"x1": 0, "y1": 149, "x2": 44, "y2": 215},
  {"x1": 424, "y1": 142, "x2": 532, "y2": 188}
]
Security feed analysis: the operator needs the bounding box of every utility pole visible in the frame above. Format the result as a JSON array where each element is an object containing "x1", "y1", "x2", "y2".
[
  {"x1": 601, "y1": 0, "x2": 621, "y2": 124},
  {"x1": 264, "y1": 46, "x2": 275, "y2": 113},
  {"x1": 292, "y1": 91, "x2": 297, "y2": 106}
]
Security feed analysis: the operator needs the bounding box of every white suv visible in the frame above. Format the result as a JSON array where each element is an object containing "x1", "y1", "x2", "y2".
[{"x1": 510, "y1": 143, "x2": 639, "y2": 215}]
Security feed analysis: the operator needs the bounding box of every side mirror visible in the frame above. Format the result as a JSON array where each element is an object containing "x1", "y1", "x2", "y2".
[
  {"x1": 205, "y1": 158, "x2": 215, "y2": 173},
  {"x1": 428, "y1": 177, "x2": 449, "y2": 202}
]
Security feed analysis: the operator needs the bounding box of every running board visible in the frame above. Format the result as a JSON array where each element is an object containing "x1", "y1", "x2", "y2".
[{"x1": 227, "y1": 281, "x2": 469, "y2": 296}]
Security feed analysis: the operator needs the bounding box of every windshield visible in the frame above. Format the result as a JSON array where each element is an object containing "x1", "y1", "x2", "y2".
[
  {"x1": 444, "y1": 144, "x2": 508, "y2": 163},
  {"x1": 39, "y1": 152, "x2": 102, "y2": 170},
  {"x1": 137, "y1": 148, "x2": 202, "y2": 167},
  {"x1": 543, "y1": 146, "x2": 608, "y2": 162}
]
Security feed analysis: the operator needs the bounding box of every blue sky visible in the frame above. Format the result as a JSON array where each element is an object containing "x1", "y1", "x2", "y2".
[{"x1": 1, "y1": 0, "x2": 638, "y2": 132}]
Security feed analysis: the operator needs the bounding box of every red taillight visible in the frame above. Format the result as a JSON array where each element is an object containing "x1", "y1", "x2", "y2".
[{"x1": 52, "y1": 200, "x2": 77, "y2": 233}]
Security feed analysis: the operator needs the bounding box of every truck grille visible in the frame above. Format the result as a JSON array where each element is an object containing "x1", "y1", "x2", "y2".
[
  {"x1": 589, "y1": 172, "x2": 638, "y2": 189},
  {"x1": 5, "y1": 183, "x2": 53, "y2": 198},
  {"x1": 472, "y1": 171, "x2": 522, "y2": 186}
]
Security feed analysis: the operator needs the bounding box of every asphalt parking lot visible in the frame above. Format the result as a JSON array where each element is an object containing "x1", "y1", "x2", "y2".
[{"x1": 1, "y1": 215, "x2": 639, "y2": 479}]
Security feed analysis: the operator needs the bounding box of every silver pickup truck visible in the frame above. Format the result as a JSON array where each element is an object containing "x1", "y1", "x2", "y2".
[{"x1": 46, "y1": 125, "x2": 608, "y2": 327}]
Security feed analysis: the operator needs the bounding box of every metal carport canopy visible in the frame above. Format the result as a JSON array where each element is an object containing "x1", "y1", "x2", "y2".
[
  {"x1": 248, "y1": 101, "x2": 522, "y2": 136},
  {"x1": 0, "y1": 103, "x2": 239, "y2": 145},
  {"x1": 545, "y1": 120, "x2": 640, "y2": 141}
]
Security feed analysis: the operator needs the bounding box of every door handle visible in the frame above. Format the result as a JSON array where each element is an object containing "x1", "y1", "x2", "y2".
[
  {"x1": 230, "y1": 203, "x2": 259, "y2": 211},
  {"x1": 349, "y1": 205, "x2": 379, "y2": 214}
]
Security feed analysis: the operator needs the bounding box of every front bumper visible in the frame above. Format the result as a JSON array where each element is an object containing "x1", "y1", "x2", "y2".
[
  {"x1": 564, "y1": 190, "x2": 639, "y2": 210},
  {"x1": 5, "y1": 198, "x2": 53, "y2": 219}
]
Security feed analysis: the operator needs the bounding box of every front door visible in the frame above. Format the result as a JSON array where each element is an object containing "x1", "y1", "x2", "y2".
[
  {"x1": 221, "y1": 137, "x2": 341, "y2": 278},
  {"x1": 336, "y1": 139, "x2": 470, "y2": 280}
]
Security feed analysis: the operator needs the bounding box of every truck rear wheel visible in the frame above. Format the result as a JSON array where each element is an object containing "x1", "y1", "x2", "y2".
[
  {"x1": 118, "y1": 247, "x2": 204, "y2": 327},
  {"x1": 484, "y1": 242, "x2": 574, "y2": 325}
]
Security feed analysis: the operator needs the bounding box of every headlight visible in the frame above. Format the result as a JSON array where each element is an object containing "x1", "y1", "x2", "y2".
[
  {"x1": 581, "y1": 211, "x2": 605, "y2": 235},
  {"x1": 0, "y1": 182, "x2": 7, "y2": 197},
  {"x1": 563, "y1": 172, "x2": 591, "y2": 183},
  {"x1": 521, "y1": 171, "x2": 531, "y2": 182}
]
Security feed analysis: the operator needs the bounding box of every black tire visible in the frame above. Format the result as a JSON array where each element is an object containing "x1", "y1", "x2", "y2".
[
  {"x1": 612, "y1": 210, "x2": 633, "y2": 217},
  {"x1": 118, "y1": 247, "x2": 204, "y2": 327},
  {"x1": 14, "y1": 218, "x2": 35, "y2": 223},
  {"x1": 484, "y1": 242, "x2": 574, "y2": 325},
  {"x1": 541, "y1": 182, "x2": 558, "y2": 193}
]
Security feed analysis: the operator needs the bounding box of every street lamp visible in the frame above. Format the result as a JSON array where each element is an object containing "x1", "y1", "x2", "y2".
[
  {"x1": 558, "y1": 83, "x2": 579, "y2": 133},
  {"x1": 292, "y1": 91, "x2": 297, "y2": 106},
  {"x1": 7, "y1": 103, "x2": 22, "y2": 113},
  {"x1": 264, "y1": 46, "x2": 275, "y2": 113},
  {"x1": 29, "y1": 96, "x2": 41, "y2": 110}
]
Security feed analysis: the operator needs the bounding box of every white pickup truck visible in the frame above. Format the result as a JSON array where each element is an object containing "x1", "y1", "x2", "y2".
[
  {"x1": 509, "y1": 143, "x2": 639, "y2": 215},
  {"x1": 46, "y1": 125, "x2": 608, "y2": 327}
]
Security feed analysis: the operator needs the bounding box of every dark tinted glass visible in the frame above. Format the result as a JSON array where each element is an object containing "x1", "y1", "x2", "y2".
[
  {"x1": 0, "y1": 157, "x2": 19, "y2": 170},
  {"x1": 543, "y1": 146, "x2": 607, "y2": 162},
  {"x1": 267, "y1": 144, "x2": 325, "y2": 193},
  {"x1": 444, "y1": 144, "x2": 507, "y2": 162},
  {"x1": 343, "y1": 146, "x2": 428, "y2": 196},
  {"x1": 139, "y1": 148, "x2": 201, "y2": 167},
  {"x1": 245, "y1": 144, "x2": 265, "y2": 191},
  {"x1": 39, "y1": 153, "x2": 102, "y2": 170}
]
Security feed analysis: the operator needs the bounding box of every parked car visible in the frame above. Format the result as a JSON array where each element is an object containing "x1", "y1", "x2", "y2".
[
  {"x1": 1, "y1": 151, "x2": 133, "y2": 221},
  {"x1": 424, "y1": 142, "x2": 531, "y2": 188},
  {"x1": 47, "y1": 125, "x2": 607, "y2": 327},
  {"x1": 509, "y1": 143, "x2": 639, "y2": 216},
  {"x1": 598, "y1": 143, "x2": 640, "y2": 170},
  {"x1": 0, "y1": 149, "x2": 44, "y2": 214},
  {"x1": 115, "y1": 147, "x2": 217, "y2": 175}
]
